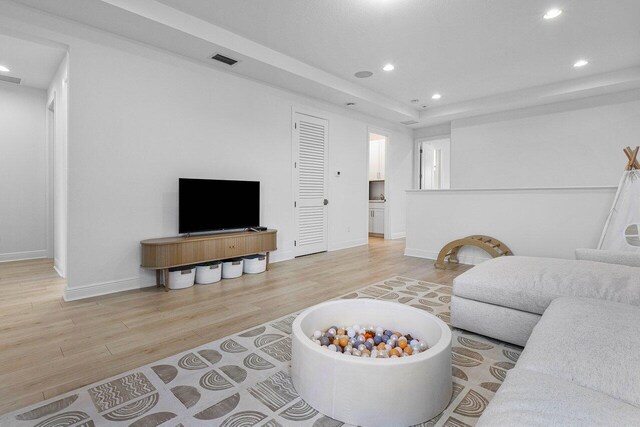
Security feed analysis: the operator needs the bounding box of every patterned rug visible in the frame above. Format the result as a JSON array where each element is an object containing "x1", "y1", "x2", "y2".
[{"x1": 1, "y1": 277, "x2": 523, "y2": 427}]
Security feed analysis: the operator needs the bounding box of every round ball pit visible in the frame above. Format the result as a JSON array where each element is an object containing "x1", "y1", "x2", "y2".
[{"x1": 291, "y1": 299, "x2": 452, "y2": 427}]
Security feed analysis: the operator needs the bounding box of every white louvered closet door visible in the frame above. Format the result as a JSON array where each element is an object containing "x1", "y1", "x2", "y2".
[{"x1": 293, "y1": 113, "x2": 329, "y2": 257}]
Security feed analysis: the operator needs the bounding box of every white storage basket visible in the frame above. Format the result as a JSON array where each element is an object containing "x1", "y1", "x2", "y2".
[
  {"x1": 243, "y1": 254, "x2": 267, "y2": 274},
  {"x1": 195, "y1": 262, "x2": 222, "y2": 284},
  {"x1": 167, "y1": 267, "x2": 195, "y2": 290},
  {"x1": 222, "y1": 258, "x2": 244, "y2": 279}
]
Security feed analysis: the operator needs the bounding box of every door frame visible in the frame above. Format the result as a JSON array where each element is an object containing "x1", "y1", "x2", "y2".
[
  {"x1": 414, "y1": 136, "x2": 451, "y2": 190},
  {"x1": 291, "y1": 107, "x2": 330, "y2": 257},
  {"x1": 46, "y1": 95, "x2": 56, "y2": 260},
  {"x1": 367, "y1": 127, "x2": 391, "y2": 240}
]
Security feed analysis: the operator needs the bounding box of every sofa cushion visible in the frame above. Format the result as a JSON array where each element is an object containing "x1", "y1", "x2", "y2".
[
  {"x1": 477, "y1": 368, "x2": 640, "y2": 427},
  {"x1": 453, "y1": 256, "x2": 640, "y2": 314},
  {"x1": 516, "y1": 297, "x2": 640, "y2": 407},
  {"x1": 575, "y1": 248, "x2": 640, "y2": 267},
  {"x1": 451, "y1": 296, "x2": 539, "y2": 347}
]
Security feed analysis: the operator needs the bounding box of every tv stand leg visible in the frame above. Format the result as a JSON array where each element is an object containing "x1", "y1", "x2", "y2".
[
  {"x1": 266, "y1": 252, "x2": 270, "y2": 271},
  {"x1": 163, "y1": 269, "x2": 170, "y2": 292},
  {"x1": 156, "y1": 270, "x2": 162, "y2": 287}
]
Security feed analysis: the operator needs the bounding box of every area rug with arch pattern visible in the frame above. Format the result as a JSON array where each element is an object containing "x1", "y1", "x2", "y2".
[{"x1": 1, "y1": 277, "x2": 523, "y2": 427}]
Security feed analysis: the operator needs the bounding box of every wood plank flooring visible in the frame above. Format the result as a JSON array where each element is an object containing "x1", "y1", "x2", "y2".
[{"x1": 0, "y1": 237, "x2": 470, "y2": 415}]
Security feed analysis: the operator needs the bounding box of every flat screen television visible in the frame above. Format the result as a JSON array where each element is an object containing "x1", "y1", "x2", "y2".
[{"x1": 179, "y1": 178, "x2": 260, "y2": 234}]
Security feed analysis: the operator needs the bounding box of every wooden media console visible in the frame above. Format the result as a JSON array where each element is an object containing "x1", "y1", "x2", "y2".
[{"x1": 140, "y1": 229, "x2": 277, "y2": 290}]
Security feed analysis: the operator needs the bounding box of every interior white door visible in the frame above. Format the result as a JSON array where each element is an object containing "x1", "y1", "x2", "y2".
[{"x1": 294, "y1": 112, "x2": 329, "y2": 256}]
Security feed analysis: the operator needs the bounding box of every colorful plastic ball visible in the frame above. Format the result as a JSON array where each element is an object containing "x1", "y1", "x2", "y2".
[
  {"x1": 346, "y1": 328, "x2": 355, "y2": 338},
  {"x1": 374, "y1": 336, "x2": 382, "y2": 345},
  {"x1": 398, "y1": 339, "x2": 407, "y2": 349},
  {"x1": 404, "y1": 346, "x2": 413, "y2": 355},
  {"x1": 352, "y1": 349, "x2": 361, "y2": 357},
  {"x1": 384, "y1": 330, "x2": 393, "y2": 337},
  {"x1": 410, "y1": 339, "x2": 418, "y2": 347},
  {"x1": 356, "y1": 335, "x2": 365, "y2": 343},
  {"x1": 358, "y1": 344, "x2": 366, "y2": 352},
  {"x1": 384, "y1": 343, "x2": 392, "y2": 351},
  {"x1": 381, "y1": 335, "x2": 389, "y2": 343},
  {"x1": 339, "y1": 337, "x2": 349, "y2": 347},
  {"x1": 320, "y1": 337, "x2": 330, "y2": 346},
  {"x1": 377, "y1": 342, "x2": 386, "y2": 350},
  {"x1": 364, "y1": 341, "x2": 373, "y2": 351},
  {"x1": 328, "y1": 344, "x2": 337, "y2": 352},
  {"x1": 313, "y1": 330, "x2": 322, "y2": 339},
  {"x1": 419, "y1": 342, "x2": 428, "y2": 351}
]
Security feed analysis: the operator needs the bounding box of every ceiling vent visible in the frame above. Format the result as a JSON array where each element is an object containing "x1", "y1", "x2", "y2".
[
  {"x1": 400, "y1": 120, "x2": 419, "y2": 126},
  {"x1": 0, "y1": 75, "x2": 21, "y2": 85},
  {"x1": 211, "y1": 53, "x2": 239, "y2": 66}
]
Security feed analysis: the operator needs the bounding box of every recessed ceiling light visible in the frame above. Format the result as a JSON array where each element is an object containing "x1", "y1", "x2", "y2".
[
  {"x1": 543, "y1": 8, "x2": 563, "y2": 19},
  {"x1": 383, "y1": 63, "x2": 395, "y2": 71},
  {"x1": 354, "y1": 71, "x2": 373, "y2": 78},
  {"x1": 0, "y1": 65, "x2": 10, "y2": 73},
  {"x1": 573, "y1": 59, "x2": 589, "y2": 68},
  {"x1": 431, "y1": 93, "x2": 442, "y2": 100}
]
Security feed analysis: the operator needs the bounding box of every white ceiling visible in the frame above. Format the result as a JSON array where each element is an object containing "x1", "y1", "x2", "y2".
[
  {"x1": 8, "y1": 0, "x2": 640, "y2": 125},
  {"x1": 0, "y1": 32, "x2": 66, "y2": 89},
  {"x1": 154, "y1": 0, "x2": 640, "y2": 108}
]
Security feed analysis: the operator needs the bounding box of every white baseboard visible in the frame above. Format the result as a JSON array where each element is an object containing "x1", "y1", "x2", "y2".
[
  {"x1": 389, "y1": 232, "x2": 406, "y2": 240},
  {"x1": 64, "y1": 276, "x2": 155, "y2": 301},
  {"x1": 0, "y1": 249, "x2": 48, "y2": 263},
  {"x1": 404, "y1": 247, "x2": 490, "y2": 266},
  {"x1": 329, "y1": 238, "x2": 368, "y2": 252},
  {"x1": 53, "y1": 264, "x2": 66, "y2": 279},
  {"x1": 269, "y1": 249, "x2": 295, "y2": 264}
]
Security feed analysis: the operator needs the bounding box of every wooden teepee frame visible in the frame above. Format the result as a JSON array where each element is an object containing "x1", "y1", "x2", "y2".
[
  {"x1": 597, "y1": 146, "x2": 640, "y2": 249},
  {"x1": 624, "y1": 146, "x2": 639, "y2": 171}
]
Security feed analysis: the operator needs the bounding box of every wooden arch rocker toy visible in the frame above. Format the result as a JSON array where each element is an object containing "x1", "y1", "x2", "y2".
[{"x1": 435, "y1": 235, "x2": 513, "y2": 269}]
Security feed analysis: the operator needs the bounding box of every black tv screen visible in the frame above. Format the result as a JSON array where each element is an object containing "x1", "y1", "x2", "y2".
[{"x1": 179, "y1": 178, "x2": 260, "y2": 234}]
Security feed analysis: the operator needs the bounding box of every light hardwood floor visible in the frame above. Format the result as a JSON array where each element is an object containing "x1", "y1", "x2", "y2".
[{"x1": 0, "y1": 237, "x2": 469, "y2": 415}]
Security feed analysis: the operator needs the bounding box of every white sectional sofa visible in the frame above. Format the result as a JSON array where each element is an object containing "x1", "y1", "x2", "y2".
[
  {"x1": 451, "y1": 254, "x2": 640, "y2": 425},
  {"x1": 477, "y1": 297, "x2": 640, "y2": 426},
  {"x1": 451, "y1": 256, "x2": 640, "y2": 346}
]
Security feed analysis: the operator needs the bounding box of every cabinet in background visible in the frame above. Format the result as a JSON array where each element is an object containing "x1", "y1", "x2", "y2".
[
  {"x1": 369, "y1": 139, "x2": 386, "y2": 181},
  {"x1": 368, "y1": 206, "x2": 384, "y2": 235}
]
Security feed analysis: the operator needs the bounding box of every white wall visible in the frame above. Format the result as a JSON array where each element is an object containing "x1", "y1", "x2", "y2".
[
  {"x1": 48, "y1": 54, "x2": 68, "y2": 277},
  {"x1": 386, "y1": 131, "x2": 413, "y2": 239},
  {"x1": 449, "y1": 91, "x2": 640, "y2": 189},
  {"x1": 405, "y1": 187, "x2": 617, "y2": 264},
  {"x1": 9, "y1": 29, "x2": 409, "y2": 299},
  {"x1": 0, "y1": 83, "x2": 48, "y2": 262}
]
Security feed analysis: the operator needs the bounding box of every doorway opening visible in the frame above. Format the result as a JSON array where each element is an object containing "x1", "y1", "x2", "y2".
[
  {"x1": 415, "y1": 138, "x2": 451, "y2": 190},
  {"x1": 368, "y1": 131, "x2": 389, "y2": 242}
]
